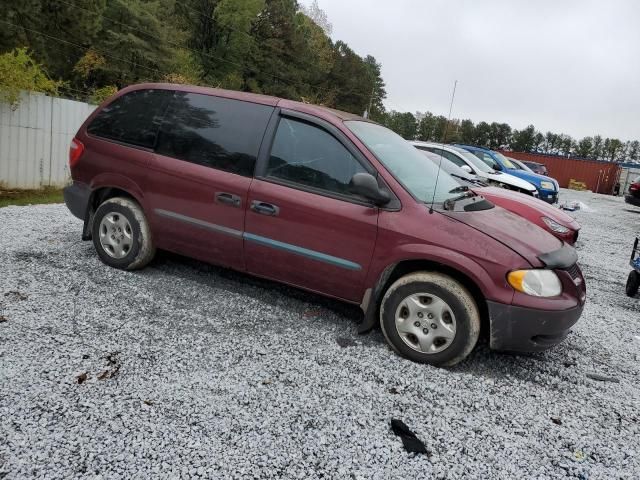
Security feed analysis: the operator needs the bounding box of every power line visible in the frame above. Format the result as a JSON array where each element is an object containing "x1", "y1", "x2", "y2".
[{"x1": 0, "y1": 19, "x2": 164, "y2": 78}]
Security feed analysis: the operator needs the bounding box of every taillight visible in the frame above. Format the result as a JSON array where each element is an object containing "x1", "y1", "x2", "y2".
[
  {"x1": 69, "y1": 138, "x2": 85, "y2": 168},
  {"x1": 631, "y1": 183, "x2": 639, "y2": 192}
]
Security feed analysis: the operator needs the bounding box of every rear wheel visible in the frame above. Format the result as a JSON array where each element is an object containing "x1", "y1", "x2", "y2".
[
  {"x1": 380, "y1": 272, "x2": 480, "y2": 367},
  {"x1": 626, "y1": 271, "x2": 640, "y2": 297},
  {"x1": 92, "y1": 197, "x2": 155, "y2": 270}
]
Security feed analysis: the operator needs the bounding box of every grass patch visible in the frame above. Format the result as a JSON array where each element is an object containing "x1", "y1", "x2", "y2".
[{"x1": 0, "y1": 187, "x2": 64, "y2": 208}]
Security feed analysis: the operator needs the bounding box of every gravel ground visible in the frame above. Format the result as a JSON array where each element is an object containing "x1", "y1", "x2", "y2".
[{"x1": 1, "y1": 189, "x2": 639, "y2": 479}]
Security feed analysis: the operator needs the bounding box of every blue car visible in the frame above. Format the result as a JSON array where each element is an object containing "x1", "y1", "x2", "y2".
[{"x1": 455, "y1": 145, "x2": 559, "y2": 204}]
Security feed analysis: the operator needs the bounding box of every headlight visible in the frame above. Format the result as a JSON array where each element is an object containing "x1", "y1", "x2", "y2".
[
  {"x1": 507, "y1": 269, "x2": 562, "y2": 297},
  {"x1": 540, "y1": 181, "x2": 555, "y2": 190},
  {"x1": 541, "y1": 216, "x2": 570, "y2": 234}
]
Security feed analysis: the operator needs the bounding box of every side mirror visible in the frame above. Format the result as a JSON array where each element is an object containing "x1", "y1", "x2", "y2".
[
  {"x1": 460, "y1": 164, "x2": 473, "y2": 174},
  {"x1": 351, "y1": 173, "x2": 390, "y2": 206},
  {"x1": 493, "y1": 162, "x2": 502, "y2": 171}
]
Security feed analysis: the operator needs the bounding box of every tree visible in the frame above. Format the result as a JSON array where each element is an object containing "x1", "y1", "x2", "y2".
[
  {"x1": 603, "y1": 138, "x2": 623, "y2": 162},
  {"x1": 575, "y1": 137, "x2": 593, "y2": 158},
  {"x1": 459, "y1": 119, "x2": 475, "y2": 143},
  {"x1": 628, "y1": 140, "x2": 640, "y2": 162},
  {"x1": 532, "y1": 132, "x2": 545, "y2": 152},
  {"x1": 0, "y1": 0, "x2": 106, "y2": 81},
  {"x1": 299, "y1": 0, "x2": 332, "y2": 35},
  {"x1": 510, "y1": 125, "x2": 537, "y2": 152},
  {"x1": 557, "y1": 134, "x2": 575, "y2": 157},
  {"x1": 488, "y1": 122, "x2": 511, "y2": 149},
  {"x1": 416, "y1": 112, "x2": 435, "y2": 141},
  {"x1": 326, "y1": 41, "x2": 372, "y2": 114},
  {"x1": 473, "y1": 121, "x2": 491, "y2": 147},
  {"x1": 592, "y1": 135, "x2": 603, "y2": 160},
  {"x1": 384, "y1": 111, "x2": 417, "y2": 139},
  {"x1": 0, "y1": 47, "x2": 62, "y2": 108},
  {"x1": 362, "y1": 55, "x2": 386, "y2": 121}
]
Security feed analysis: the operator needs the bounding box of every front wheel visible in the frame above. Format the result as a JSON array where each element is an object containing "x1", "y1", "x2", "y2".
[
  {"x1": 380, "y1": 272, "x2": 481, "y2": 367},
  {"x1": 626, "y1": 271, "x2": 640, "y2": 298}
]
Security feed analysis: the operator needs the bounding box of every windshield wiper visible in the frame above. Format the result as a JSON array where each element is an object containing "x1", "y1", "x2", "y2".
[
  {"x1": 448, "y1": 174, "x2": 487, "y2": 187},
  {"x1": 448, "y1": 185, "x2": 469, "y2": 194}
]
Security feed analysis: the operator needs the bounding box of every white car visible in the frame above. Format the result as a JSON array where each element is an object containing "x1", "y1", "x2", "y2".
[{"x1": 410, "y1": 141, "x2": 538, "y2": 197}]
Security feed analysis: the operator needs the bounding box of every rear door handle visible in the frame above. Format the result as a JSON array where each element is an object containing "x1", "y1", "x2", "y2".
[
  {"x1": 215, "y1": 192, "x2": 241, "y2": 207},
  {"x1": 250, "y1": 200, "x2": 279, "y2": 216}
]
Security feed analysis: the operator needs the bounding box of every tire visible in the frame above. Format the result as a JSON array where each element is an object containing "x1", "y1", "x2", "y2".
[
  {"x1": 380, "y1": 272, "x2": 481, "y2": 367},
  {"x1": 91, "y1": 196, "x2": 155, "y2": 270},
  {"x1": 626, "y1": 271, "x2": 640, "y2": 298}
]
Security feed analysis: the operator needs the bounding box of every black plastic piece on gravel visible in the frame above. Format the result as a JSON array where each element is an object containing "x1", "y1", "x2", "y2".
[{"x1": 390, "y1": 419, "x2": 430, "y2": 455}]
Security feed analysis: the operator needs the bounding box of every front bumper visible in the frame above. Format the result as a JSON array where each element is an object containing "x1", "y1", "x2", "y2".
[
  {"x1": 63, "y1": 181, "x2": 91, "y2": 220},
  {"x1": 488, "y1": 301, "x2": 583, "y2": 352},
  {"x1": 625, "y1": 194, "x2": 640, "y2": 207},
  {"x1": 538, "y1": 190, "x2": 558, "y2": 204}
]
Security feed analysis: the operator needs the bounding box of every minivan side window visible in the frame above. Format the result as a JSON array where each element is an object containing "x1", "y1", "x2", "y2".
[
  {"x1": 266, "y1": 117, "x2": 367, "y2": 197},
  {"x1": 155, "y1": 92, "x2": 274, "y2": 177},
  {"x1": 87, "y1": 89, "x2": 173, "y2": 148}
]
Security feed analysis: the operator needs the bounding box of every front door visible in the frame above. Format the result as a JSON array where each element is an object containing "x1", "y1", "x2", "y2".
[{"x1": 244, "y1": 114, "x2": 379, "y2": 302}]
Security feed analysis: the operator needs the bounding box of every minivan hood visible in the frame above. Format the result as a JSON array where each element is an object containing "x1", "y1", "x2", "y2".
[{"x1": 440, "y1": 204, "x2": 563, "y2": 267}]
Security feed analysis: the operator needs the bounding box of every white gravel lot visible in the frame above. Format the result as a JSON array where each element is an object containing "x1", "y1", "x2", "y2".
[{"x1": 1, "y1": 189, "x2": 639, "y2": 479}]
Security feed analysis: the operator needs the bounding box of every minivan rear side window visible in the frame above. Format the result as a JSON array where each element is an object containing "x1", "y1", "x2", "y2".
[
  {"x1": 87, "y1": 89, "x2": 173, "y2": 148},
  {"x1": 155, "y1": 92, "x2": 274, "y2": 177}
]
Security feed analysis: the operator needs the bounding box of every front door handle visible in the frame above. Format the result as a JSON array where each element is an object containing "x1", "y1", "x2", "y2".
[
  {"x1": 250, "y1": 200, "x2": 279, "y2": 216},
  {"x1": 215, "y1": 192, "x2": 241, "y2": 207}
]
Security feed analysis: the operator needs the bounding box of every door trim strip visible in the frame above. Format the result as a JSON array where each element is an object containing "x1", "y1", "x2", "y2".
[
  {"x1": 154, "y1": 209, "x2": 362, "y2": 271},
  {"x1": 155, "y1": 209, "x2": 243, "y2": 238},
  {"x1": 243, "y1": 233, "x2": 362, "y2": 271}
]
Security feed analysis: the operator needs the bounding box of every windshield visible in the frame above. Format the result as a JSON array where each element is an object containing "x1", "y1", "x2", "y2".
[
  {"x1": 513, "y1": 159, "x2": 534, "y2": 172},
  {"x1": 493, "y1": 151, "x2": 517, "y2": 169},
  {"x1": 449, "y1": 146, "x2": 495, "y2": 173},
  {"x1": 346, "y1": 121, "x2": 461, "y2": 203}
]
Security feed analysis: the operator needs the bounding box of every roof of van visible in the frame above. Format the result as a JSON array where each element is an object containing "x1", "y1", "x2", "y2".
[{"x1": 120, "y1": 83, "x2": 366, "y2": 123}]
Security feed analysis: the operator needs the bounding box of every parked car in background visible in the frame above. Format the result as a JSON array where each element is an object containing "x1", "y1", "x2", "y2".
[
  {"x1": 64, "y1": 83, "x2": 585, "y2": 367},
  {"x1": 521, "y1": 160, "x2": 548, "y2": 176},
  {"x1": 456, "y1": 145, "x2": 560, "y2": 204},
  {"x1": 410, "y1": 141, "x2": 538, "y2": 197},
  {"x1": 625, "y1": 176, "x2": 640, "y2": 207},
  {"x1": 510, "y1": 157, "x2": 561, "y2": 194},
  {"x1": 419, "y1": 153, "x2": 581, "y2": 244}
]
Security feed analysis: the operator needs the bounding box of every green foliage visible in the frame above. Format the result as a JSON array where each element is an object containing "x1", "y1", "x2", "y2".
[
  {"x1": 382, "y1": 111, "x2": 417, "y2": 140},
  {"x1": 90, "y1": 85, "x2": 117, "y2": 104},
  {"x1": 0, "y1": 48, "x2": 62, "y2": 108},
  {"x1": 0, "y1": 0, "x2": 383, "y2": 116},
  {"x1": 0, "y1": 187, "x2": 63, "y2": 208}
]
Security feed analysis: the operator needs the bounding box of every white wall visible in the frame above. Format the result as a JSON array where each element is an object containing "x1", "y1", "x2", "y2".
[{"x1": 0, "y1": 92, "x2": 95, "y2": 189}]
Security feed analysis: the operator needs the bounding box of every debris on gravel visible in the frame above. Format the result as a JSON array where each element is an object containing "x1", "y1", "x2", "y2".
[
  {"x1": 1, "y1": 189, "x2": 639, "y2": 479},
  {"x1": 585, "y1": 372, "x2": 620, "y2": 383}
]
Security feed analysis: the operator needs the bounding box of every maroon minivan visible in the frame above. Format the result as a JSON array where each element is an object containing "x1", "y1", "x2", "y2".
[{"x1": 64, "y1": 84, "x2": 586, "y2": 366}]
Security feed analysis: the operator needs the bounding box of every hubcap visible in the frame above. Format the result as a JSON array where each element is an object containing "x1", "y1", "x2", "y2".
[
  {"x1": 99, "y1": 212, "x2": 133, "y2": 259},
  {"x1": 394, "y1": 293, "x2": 456, "y2": 354}
]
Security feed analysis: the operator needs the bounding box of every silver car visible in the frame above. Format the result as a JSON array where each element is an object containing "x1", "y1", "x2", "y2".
[{"x1": 411, "y1": 142, "x2": 538, "y2": 197}]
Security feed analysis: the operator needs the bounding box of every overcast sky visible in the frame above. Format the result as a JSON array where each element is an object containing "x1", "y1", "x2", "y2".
[{"x1": 310, "y1": 0, "x2": 640, "y2": 140}]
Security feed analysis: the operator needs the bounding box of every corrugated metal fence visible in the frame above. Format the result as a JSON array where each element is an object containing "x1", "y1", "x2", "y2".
[
  {"x1": 0, "y1": 92, "x2": 95, "y2": 189},
  {"x1": 502, "y1": 151, "x2": 621, "y2": 194}
]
